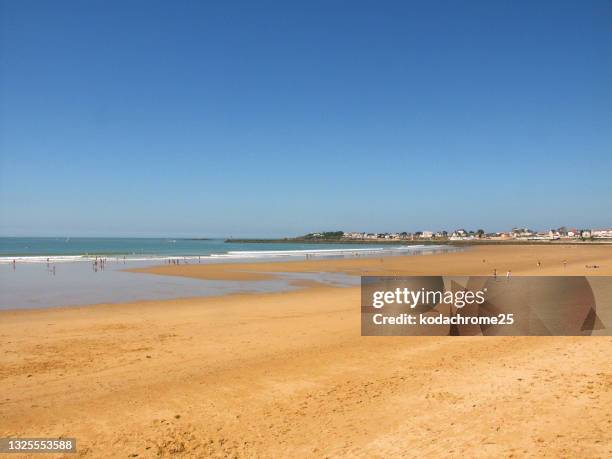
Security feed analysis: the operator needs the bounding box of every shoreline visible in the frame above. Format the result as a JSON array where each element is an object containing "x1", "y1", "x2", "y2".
[
  {"x1": 3, "y1": 239, "x2": 611, "y2": 264},
  {"x1": 2, "y1": 244, "x2": 612, "y2": 312},
  {"x1": 130, "y1": 244, "x2": 612, "y2": 281},
  {"x1": 0, "y1": 243, "x2": 444, "y2": 263}
]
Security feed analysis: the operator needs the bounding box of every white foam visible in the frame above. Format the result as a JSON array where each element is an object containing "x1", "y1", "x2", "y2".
[
  {"x1": 0, "y1": 255, "x2": 88, "y2": 264},
  {"x1": 0, "y1": 245, "x2": 435, "y2": 264},
  {"x1": 209, "y1": 245, "x2": 426, "y2": 259}
]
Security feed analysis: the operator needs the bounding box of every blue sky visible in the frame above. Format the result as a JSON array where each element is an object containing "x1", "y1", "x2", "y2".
[{"x1": 1, "y1": 0, "x2": 611, "y2": 237}]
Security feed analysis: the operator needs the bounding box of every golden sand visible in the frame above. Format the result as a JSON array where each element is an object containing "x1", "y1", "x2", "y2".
[{"x1": 1, "y1": 245, "x2": 611, "y2": 458}]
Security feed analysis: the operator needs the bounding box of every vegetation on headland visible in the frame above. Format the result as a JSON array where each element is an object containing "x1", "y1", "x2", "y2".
[
  {"x1": 225, "y1": 238, "x2": 414, "y2": 244},
  {"x1": 302, "y1": 231, "x2": 344, "y2": 240}
]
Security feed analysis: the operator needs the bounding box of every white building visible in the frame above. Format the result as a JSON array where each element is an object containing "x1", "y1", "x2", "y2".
[{"x1": 593, "y1": 229, "x2": 612, "y2": 239}]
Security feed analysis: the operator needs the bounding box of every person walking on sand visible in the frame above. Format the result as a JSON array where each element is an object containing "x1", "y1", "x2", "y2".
[
  {"x1": 537, "y1": 260, "x2": 541, "y2": 268},
  {"x1": 493, "y1": 268, "x2": 497, "y2": 280},
  {"x1": 506, "y1": 270, "x2": 512, "y2": 281}
]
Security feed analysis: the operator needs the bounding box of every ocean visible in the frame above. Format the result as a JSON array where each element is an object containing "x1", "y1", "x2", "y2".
[{"x1": 0, "y1": 237, "x2": 426, "y2": 263}]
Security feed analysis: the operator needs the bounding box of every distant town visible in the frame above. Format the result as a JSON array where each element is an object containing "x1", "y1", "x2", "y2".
[{"x1": 301, "y1": 227, "x2": 612, "y2": 242}]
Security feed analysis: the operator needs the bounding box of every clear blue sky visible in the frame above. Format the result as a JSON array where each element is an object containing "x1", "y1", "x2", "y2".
[{"x1": 1, "y1": 0, "x2": 611, "y2": 237}]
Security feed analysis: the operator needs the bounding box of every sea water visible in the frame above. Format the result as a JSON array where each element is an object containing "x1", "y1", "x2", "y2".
[{"x1": 0, "y1": 238, "x2": 456, "y2": 309}]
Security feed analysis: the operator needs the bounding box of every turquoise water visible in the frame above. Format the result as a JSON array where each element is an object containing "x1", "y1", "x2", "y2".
[{"x1": 0, "y1": 237, "x2": 419, "y2": 262}]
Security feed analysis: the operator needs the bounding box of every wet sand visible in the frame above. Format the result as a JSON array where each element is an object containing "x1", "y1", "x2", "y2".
[
  {"x1": 131, "y1": 244, "x2": 612, "y2": 280},
  {"x1": 1, "y1": 245, "x2": 611, "y2": 458}
]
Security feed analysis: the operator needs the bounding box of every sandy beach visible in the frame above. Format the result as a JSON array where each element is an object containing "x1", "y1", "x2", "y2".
[{"x1": 1, "y1": 245, "x2": 611, "y2": 458}]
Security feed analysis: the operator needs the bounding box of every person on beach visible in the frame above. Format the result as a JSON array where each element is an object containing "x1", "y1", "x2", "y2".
[
  {"x1": 493, "y1": 268, "x2": 497, "y2": 280},
  {"x1": 506, "y1": 270, "x2": 512, "y2": 281},
  {"x1": 563, "y1": 259, "x2": 567, "y2": 268},
  {"x1": 537, "y1": 260, "x2": 541, "y2": 268}
]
